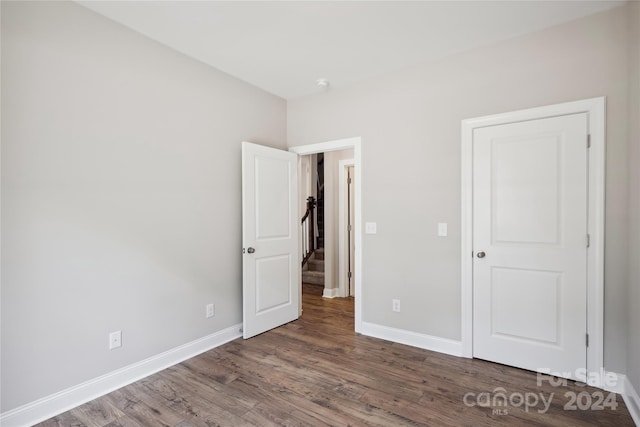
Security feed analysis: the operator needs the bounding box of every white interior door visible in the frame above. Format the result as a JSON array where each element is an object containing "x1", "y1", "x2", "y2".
[
  {"x1": 242, "y1": 141, "x2": 299, "y2": 339},
  {"x1": 472, "y1": 113, "x2": 588, "y2": 379}
]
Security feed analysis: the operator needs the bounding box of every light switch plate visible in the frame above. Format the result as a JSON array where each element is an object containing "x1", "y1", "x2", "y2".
[
  {"x1": 365, "y1": 222, "x2": 377, "y2": 234},
  {"x1": 438, "y1": 223, "x2": 448, "y2": 237}
]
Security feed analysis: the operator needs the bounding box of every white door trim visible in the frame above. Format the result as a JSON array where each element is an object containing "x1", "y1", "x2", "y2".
[
  {"x1": 289, "y1": 137, "x2": 363, "y2": 332},
  {"x1": 460, "y1": 97, "x2": 606, "y2": 387},
  {"x1": 338, "y1": 158, "x2": 355, "y2": 298}
]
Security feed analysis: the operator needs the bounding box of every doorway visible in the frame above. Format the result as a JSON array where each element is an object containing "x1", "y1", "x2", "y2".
[
  {"x1": 461, "y1": 98, "x2": 605, "y2": 386},
  {"x1": 290, "y1": 137, "x2": 363, "y2": 332}
]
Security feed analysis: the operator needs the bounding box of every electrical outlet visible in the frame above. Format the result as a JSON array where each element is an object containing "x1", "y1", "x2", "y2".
[
  {"x1": 206, "y1": 303, "x2": 215, "y2": 318},
  {"x1": 109, "y1": 330, "x2": 122, "y2": 350},
  {"x1": 438, "y1": 222, "x2": 448, "y2": 237},
  {"x1": 392, "y1": 299, "x2": 401, "y2": 313}
]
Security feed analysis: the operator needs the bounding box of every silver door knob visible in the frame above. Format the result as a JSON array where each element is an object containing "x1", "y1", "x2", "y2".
[
  {"x1": 477, "y1": 251, "x2": 486, "y2": 258},
  {"x1": 247, "y1": 247, "x2": 255, "y2": 254}
]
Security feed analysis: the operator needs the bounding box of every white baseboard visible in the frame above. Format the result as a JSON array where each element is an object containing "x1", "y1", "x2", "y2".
[
  {"x1": 0, "y1": 323, "x2": 242, "y2": 427},
  {"x1": 601, "y1": 370, "x2": 626, "y2": 394},
  {"x1": 601, "y1": 372, "x2": 640, "y2": 426},
  {"x1": 323, "y1": 287, "x2": 340, "y2": 298},
  {"x1": 360, "y1": 321, "x2": 462, "y2": 357},
  {"x1": 622, "y1": 374, "x2": 640, "y2": 426}
]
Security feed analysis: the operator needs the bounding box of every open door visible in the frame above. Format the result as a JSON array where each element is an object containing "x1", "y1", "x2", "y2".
[{"x1": 241, "y1": 142, "x2": 299, "y2": 339}]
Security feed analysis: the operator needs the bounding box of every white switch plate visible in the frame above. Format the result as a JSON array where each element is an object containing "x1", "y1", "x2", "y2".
[
  {"x1": 392, "y1": 299, "x2": 401, "y2": 312},
  {"x1": 438, "y1": 223, "x2": 448, "y2": 237},
  {"x1": 109, "y1": 330, "x2": 122, "y2": 350},
  {"x1": 365, "y1": 222, "x2": 377, "y2": 234},
  {"x1": 206, "y1": 303, "x2": 215, "y2": 318}
]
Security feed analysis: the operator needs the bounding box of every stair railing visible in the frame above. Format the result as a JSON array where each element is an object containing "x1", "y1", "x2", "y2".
[{"x1": 301, "y1": 196, "x2": 316, "y2": 266}]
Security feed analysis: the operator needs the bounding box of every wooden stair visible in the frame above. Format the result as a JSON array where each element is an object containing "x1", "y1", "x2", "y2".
[{"x1": 302, "y1": 248, "x2": 324, "y2": 285}]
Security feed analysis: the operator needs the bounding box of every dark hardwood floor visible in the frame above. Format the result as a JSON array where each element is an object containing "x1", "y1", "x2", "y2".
[{"x1": 38, "y1": 284, "x2": 634, "y2": 426}]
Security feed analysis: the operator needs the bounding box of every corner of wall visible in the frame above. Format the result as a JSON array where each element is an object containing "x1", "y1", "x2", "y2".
[
  {"x1": 623, "y1": 374, "x2": 640, "y2": 426},
  {"x1": 626, "y1": 0, "x2": 640, "y2": 401}
]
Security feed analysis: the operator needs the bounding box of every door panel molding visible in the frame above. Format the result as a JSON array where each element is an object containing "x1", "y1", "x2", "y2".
[{"x1": 461, "y1": 97, "x2": 605, "y2": 387}]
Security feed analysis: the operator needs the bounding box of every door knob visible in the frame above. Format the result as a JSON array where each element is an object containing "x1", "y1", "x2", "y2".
[
  {"x1": 477, "y1": 251, "x2": 486, "y2": 258},
  {"x1": 247, "y1": 247, "x2": 255, "y2": 254}
]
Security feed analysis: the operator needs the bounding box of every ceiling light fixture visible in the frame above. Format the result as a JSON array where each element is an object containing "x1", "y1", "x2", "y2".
[{"x1": 316, "y1": 78, "x2": 330, "y2": 89}]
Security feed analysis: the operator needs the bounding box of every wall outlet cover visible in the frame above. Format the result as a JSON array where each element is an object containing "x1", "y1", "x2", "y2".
[{"x1": 109, "y1": 330, "x2": 122, "y2": 350}]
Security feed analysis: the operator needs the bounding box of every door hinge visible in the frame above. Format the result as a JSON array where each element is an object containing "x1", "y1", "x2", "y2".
[
  {"x1": 348, "y1": 224, "x2": 352, "y2": 231},
  {"x1": 587, "y1": 134, "x2": 591, "y2": 148},
  {"x1": 586, "y1": 333, "x2": 589, "y2": 347},
  {"x1": 586, "y1": 234, "x2": 591, "y2": 248},
  {"x1": 348, "y1": 271, "x2": 352, "y2": 279},
  {"x1": 242, "y1": 248, "x2": 246, "y2": 254},
  {"x1": 348, "y1": 177, "x2": 352, "y2": 184}
]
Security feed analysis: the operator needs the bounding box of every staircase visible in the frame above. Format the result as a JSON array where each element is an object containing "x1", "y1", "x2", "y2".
[
  {"x1": 302, "y1": 153, "x2": 325, "y2": 286},
  {"x1": 302, "y1": 194, "x2": 325, "y2": 285},
  {"x1": 302, "y1": 248, "x2": 324, "y2": 285},
  {"x1": 316, "y1": 197, "x2": 324, "y2": 249}
]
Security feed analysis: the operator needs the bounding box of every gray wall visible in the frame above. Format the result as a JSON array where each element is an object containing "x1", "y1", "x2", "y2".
[
  {"x1": 1, "y1": 1, "x2": 286, "y2": 412},
  {"x1": 627, "y1": 1, "x2": 640, "y2": 396},
  {"x1": 288, "y1": 6, "x2": 631, "y2": 373}
]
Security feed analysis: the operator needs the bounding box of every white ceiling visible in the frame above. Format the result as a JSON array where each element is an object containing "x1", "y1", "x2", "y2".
[{"x1": 78, "y1": 1, "x2": 625, "y2": 100}]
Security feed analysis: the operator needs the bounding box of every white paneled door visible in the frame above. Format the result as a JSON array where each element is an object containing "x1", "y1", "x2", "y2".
[
  {"x1": 472, "y1": 113, "x2": 588, "y2": 378},
  {"x1": 242, "y1": 142, "x2": 299, "y2": 339}
]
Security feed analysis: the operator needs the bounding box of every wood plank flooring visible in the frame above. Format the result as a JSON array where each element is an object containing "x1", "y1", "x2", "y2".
[{"x1": 38, "y1": 284, "x2": 634, "y2": 426}]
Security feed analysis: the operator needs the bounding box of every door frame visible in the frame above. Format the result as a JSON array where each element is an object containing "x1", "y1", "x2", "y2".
[
  {"x1": 338, "y1": 158, "x2": 355, "y2": 298},
  {"x1": 289, "y1": 137, "x2": 363, "y2": 332},
  {"x1": 460, "y1": 97, "x2": 606, "y2": 387}
]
